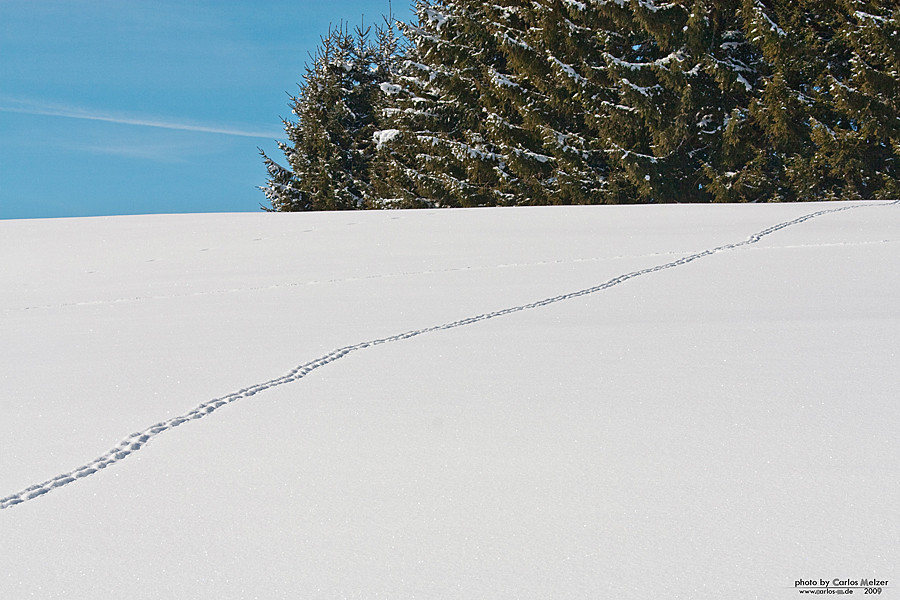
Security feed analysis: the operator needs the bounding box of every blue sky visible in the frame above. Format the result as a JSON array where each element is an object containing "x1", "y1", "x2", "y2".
[{"x1": 0, "y1": 1, "x2": 411, "y2": 219}]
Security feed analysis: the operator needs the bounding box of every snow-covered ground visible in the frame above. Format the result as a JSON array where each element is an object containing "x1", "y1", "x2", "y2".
[{"x1": 1, "y1": 202, "x2": 898, "y2": 599}]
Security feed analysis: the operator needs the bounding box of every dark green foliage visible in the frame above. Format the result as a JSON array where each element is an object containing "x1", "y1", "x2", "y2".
[
  {"x1": 375, "y1": 0, "x2": 614, "y2": 206},
  {"x1": 374, "y1": 1, "x2": 518, "y2": 208},
  {"x1": 488, "y1": 1, "x2": 610, "y2": 205},
  {"x1": 814, "y1": 1, "x2": 900, "y2": 199},
  {"x1": 260, "y1": 22, "x2": 398, "y2": 211},
  {"x1": 264, "y1": 0, "x2": 899, "y2": 209},
  {"x1": 720, "y1": 0, "x2": 900, "y2": 202}
]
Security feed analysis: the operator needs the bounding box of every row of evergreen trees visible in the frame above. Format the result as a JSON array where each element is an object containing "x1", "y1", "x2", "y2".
[{"x1": 261, "y1": 0, "x2": 899, "y2": 210}]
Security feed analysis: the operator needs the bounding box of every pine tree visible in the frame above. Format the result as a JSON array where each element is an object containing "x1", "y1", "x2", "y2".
[
  {"x1": 260, "y1": 144, "x2": 305, "y2": 211},
  {"x1": 261, "y1": 22, "x2": 398, "y2": 211},
  {"x1": 814, "y1": 0, "x2": 900, "y2": 199},
  {"x1": 724, "y1": 0, "x2": 899, "y2": 202},
  {"x1": 485, "y1": 0, "x2": 609, "y2": 205},
  {"x1": 723, "y1": 0, "x2": 834, "y2": 202},
  {"x1": 573, "y1": 0, "x2": 761, "y2": 203},
  {"x1": 374, "y1": 1, "x2": 514, "y2": 207},
  {"x1": 376, "y1": 0, "x2": 615, "y2": 207},
  {"x1": 266, "y1": 1, "x2": 896, "y2": 208}
]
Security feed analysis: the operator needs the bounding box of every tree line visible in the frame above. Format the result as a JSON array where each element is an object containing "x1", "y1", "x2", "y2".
[{"x1": 260, "y1": 0, "x2": 899, "y2": 210}]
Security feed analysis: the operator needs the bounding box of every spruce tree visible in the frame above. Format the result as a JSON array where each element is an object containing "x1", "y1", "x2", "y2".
[
  {"x1": 485, "y1": 0, "x2": 610, "y2": 205},
  {"x1": 815, "y1": 1, "x2": 899, "y2": 199},
  {"x1": 261, "y1": 23, "x2": 398, "y2": 211},
  {"x1": 726, "y1": 0, "x2": 899, "y2": 202},
  {"x1": 376, "y1": 0, "x2": 614, "y2": 207},
  {"x1": 266, "y1": 1, "x2": 897, "y2": 208},
  {"x1": 576, "y1": 0, "x2": 761, "y2": 203},
  {"x1": 726, "y1": 0, "x2": 836, "y2": 202},
  {"x1": 374, "y1": 1, "x2": 514, "y2": 207}
]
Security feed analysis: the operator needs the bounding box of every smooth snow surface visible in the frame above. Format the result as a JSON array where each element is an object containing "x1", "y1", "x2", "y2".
[{"x1": 1, "y1": 202, "x2": 898, "y2": 599}]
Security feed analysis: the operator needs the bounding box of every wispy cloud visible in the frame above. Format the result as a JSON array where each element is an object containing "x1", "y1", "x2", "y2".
[{"x1": 0, "y1": 96, "x2": 281, "y2": 139}]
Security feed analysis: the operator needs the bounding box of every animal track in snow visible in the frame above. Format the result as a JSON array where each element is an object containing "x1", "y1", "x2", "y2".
[{"x1": 1, "y1": 201, "x2": 896, "y2": 510}]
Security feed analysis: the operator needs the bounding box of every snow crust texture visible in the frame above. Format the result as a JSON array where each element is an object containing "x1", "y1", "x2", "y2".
[
  {"x1": 1, "y1": 201, "x2": 886, "y2": 511},
  {"x1": 1, "y1": 202, "x2": 898, "y2": 599}
]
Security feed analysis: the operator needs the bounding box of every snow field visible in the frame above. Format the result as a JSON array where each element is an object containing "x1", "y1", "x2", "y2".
[{"x1": 1, "y1": 202, "x2": 898, "y2": 599}]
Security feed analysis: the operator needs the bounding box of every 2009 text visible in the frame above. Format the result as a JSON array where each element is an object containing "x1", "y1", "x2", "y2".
[{"x1": 794, "y1": 578, "x2": 890, "y2": 596}]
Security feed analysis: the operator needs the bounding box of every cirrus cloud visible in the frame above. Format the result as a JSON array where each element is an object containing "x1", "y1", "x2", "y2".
[{"x1": 0, "y1": 95, "x2": 281, "y2": 139}]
